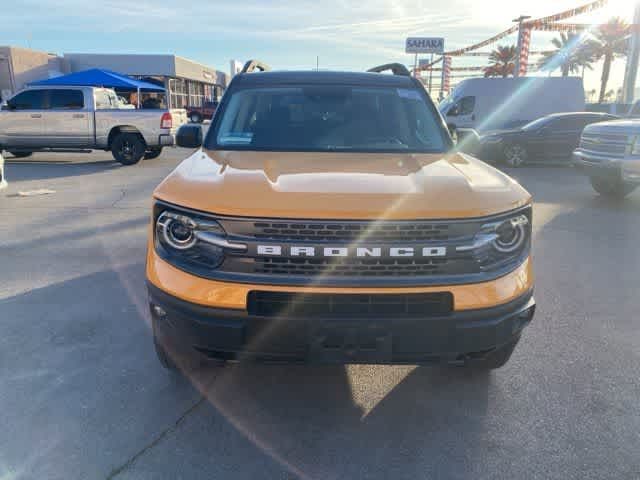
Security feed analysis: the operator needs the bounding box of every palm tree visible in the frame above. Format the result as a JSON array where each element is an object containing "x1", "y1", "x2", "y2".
[
  {"x1": 484, "y1": 45, "x2": 516, "y2": 78},
  {"x1": 538, "y1": 33, "x2": 594, "y2": 77},
  {"x1": 605, "y1": 89, "x2": 615, "y2": 103},
  {"x1": 588, "y1": 17, "x2": 630, "y2": 103}
]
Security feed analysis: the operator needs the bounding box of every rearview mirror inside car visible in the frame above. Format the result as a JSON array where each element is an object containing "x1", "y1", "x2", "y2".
[{"x1": 176, "y1": 124, "x2": 203, "y2": 149}]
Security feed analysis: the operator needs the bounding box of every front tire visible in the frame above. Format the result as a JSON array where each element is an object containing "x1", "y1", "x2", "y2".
[
  {"x1": 144, "y1": 147, "x2": 163, "y2": 160},
  {"x1": 590, "y1": 176, "x2": 637, "y2": 199},
  {"x1": 111, "y1": 133, "x2": 145, "y2": 165},
  {"x1": 503, "y1": 143, "x2": 528, "y2": 167},
  {"x1": 8, "y1": 151, "x2": 32, "y2": 158}
]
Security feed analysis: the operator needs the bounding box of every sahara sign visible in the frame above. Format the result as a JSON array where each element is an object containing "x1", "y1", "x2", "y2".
[{"x1": 405, "y1": 37, "x2": 445, "y2": 54}]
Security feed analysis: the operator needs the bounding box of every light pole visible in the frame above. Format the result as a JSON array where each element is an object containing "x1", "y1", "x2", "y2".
[
  {"x1": 622, "y1": 3, "x2": 640, "y2": 103},
  {"x1": 513, "y1": 15, "x2": 532, "y2": 78}
]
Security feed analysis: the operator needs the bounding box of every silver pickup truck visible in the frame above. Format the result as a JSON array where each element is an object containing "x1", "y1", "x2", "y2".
[
  {"x1": 0, "y1": 85, "x2": 187, "y2": 165},
  {"x1": 573, "y1": 119, "x2": 640, "y2": 198}
]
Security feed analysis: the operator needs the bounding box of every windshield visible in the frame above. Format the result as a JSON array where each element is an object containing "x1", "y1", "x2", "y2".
[
  {"x1": 210, "y1": 85, "x2": 447, "y2": 153},
  {"x1": 439, "y1": 93, "x2": 457, "y2": 111}
]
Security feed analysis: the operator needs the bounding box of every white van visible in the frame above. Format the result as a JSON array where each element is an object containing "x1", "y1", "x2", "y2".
[{"x1": 440, "y1": 77, "x2": 585, "y2": 133}]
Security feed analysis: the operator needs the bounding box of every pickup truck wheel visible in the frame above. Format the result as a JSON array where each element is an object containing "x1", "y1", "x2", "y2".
[
  {"x1": 590, "y1": 176, "x2": 637, "y2": 199},
  {"x1": 9, "y1": 151, "x2": 33, "y2": 158},
  {"x1": 144, "y1": 147, "x2": 163, "y2": 160},
  {"x1": 503, "y1": 143, "x2": 527, "y2": 167},
  {"x1": 190, "y1": 112, "x2": 202, "y2": 123},
  {"x1": 111, "y1": 133, "x2": 145, "y2": 165}
]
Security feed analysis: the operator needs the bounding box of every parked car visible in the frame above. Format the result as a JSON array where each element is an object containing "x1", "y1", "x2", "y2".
[
  {"x1": 573, "y1": 119, "x2": 640, "y2": 198},
  {"x1": 0, "y1": 151, "x2": 6, "y2": 190},
  {"x1": 439, "y1": 77, "x2": 585, "y2": 133},
  {"x1": 0, "y1": 86, "x2": 187, "y2": 165},
  {"x1": 477, "y1": 112, "x2": 619, "y2": 167},
  {"x1": 147, "y1": 61, "x2": 535, "y2": 372},
  {"x1": 187, "y1": 100, "x2": 218, "y2": 123}
]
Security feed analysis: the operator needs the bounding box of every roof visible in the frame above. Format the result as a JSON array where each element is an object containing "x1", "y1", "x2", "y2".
[
  {"x1": 29, "y1": 68, "x2": 165, "y2": 91},
  {"x1": 231, "y1": 71, "x2": 416, "y2": 88}
]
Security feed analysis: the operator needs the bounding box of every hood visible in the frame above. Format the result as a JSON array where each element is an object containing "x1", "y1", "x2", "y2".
[
  {"x1": 583, "y1": 119, "x2": 640, "y2": 137},
  {"x1": 153, "y1": 149, "x2": 531, "y2": 220}
]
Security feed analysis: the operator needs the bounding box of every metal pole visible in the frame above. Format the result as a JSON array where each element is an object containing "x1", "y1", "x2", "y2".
[
  {"x1": 440, "y1": 56, "x2": 446, "y2": 99},
  {"x1": 428, "y1": 53, "x2": 434, "y2": 91},
  {"x1": 414, "y1": 53, "x2": 418, "y2": 78},
  {"x1": 513, "y1": 15, "x2": 531, "y2": 78},
  {"x1": 622, "y1": 3, "x2": 640, "y2": 104},
  {"x1": 316, "y1": 56, "x2": 319, "y2": 71}
]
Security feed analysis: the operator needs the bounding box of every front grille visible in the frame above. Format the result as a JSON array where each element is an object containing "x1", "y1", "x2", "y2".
[
  {"x1": 253, "y1": 256, "x2": 468, "y2": 277},
  {"x1": 251, "y1": 221, "x2": 450, "y2": 242},
  {"x1": 247, "y1": 291, "x2": 454, "y2": 318},
  {"x1": 579, "y1": 133, "x2": 630, "y2": 158}
]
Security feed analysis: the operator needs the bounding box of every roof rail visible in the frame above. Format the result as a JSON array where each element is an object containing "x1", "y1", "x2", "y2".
[
  {"x1": 240, "y1": 60, "x2": 271, "y2": 74},
  {"x1": 367, "y1": 63, "x2": 411, "y2": 77}
]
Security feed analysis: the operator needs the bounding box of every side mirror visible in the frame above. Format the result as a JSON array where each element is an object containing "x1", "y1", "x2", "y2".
[
  {"x1": 176, "y1": 124, "x2": 203, "y2": 149},
  {"x1": 452, "y1": 127, "x2": 480, "y2": 154}
]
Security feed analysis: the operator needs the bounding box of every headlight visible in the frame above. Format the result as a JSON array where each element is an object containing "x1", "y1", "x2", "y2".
[
  {"x1": 457, "y1": 208, "x2": 531, "y2": 271},
  {"x1": 157, "y1": 211, "x2": 199, "y2": 250},
  {"x1": 493, "y1": 214, "x2": 529, "y2": 253},
  {"x1": 154, "y1": 205, "x2": 245, "y2": 271}
]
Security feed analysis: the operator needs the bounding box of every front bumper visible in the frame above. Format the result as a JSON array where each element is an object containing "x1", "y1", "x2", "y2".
[
  {"x1": 573, "y1": 150, "x2": 640, "y2": 184},
  {"x1": 148, "y1": 282, "x2": 535, "y2": 365}
]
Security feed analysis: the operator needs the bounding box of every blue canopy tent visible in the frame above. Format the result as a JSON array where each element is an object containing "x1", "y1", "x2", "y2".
[{"x1": 30, "y1": 68, "x2": 165, "y2": 108}]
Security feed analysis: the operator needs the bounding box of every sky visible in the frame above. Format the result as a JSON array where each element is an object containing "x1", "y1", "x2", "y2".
[{"x1": 2, "y1": 0, "x2": 637, "y2": 98}]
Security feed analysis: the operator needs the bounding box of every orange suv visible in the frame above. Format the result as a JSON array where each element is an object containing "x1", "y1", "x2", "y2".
[{"x1": 146, "y1": 61, "x2": 535, "y2": 370}]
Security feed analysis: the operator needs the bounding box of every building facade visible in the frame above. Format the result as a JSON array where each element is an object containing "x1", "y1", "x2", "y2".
[
  {"x1": 0, "y1": 47, "x2": 228, "y2": 109},
  {"x1": 64, "y1": 53, "x2": 228, "y2": 109},
  {"x1": 0, "y1": 46, "x2": 64, "y2": 101}
]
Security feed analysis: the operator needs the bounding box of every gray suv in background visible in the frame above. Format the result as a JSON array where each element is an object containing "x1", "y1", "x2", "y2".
[{"x1": 573, "y1": 119, "x2": 640, "y2": 198}]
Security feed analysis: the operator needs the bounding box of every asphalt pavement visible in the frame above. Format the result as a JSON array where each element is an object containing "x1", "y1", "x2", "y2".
[{"x1": 1, "y1": 149, "x2": 639, "y2": 479}]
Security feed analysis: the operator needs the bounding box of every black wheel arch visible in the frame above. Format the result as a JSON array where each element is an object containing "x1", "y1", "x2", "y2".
[{"x1": 108, "y1": 126, "x2": 146, "y2": 149}]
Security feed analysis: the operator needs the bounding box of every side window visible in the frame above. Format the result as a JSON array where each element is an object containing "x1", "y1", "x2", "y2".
[
  {"x1": 554, "y1": 117, "x2": 589, "y2": 131},
  {"x1": 95, "y1": 90, "x2": 114, "y2": 109},
  {"x1": 459, "y1": 96, "x2": 476, "y2": 115},
  {"x1": 50, "y1": 89, "x2": 84, "y2": 110},
  {"x1": 8, "y1": 90, "x2": 47, "y2": 110}
]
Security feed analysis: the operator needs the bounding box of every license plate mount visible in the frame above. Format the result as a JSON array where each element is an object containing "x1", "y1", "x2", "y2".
[{"x1": 308, "y1": 321, "x2": 393, "y2": 363}]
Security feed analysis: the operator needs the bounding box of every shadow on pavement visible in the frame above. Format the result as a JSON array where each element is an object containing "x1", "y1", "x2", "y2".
[
  {"x1": 5, "y1": 160, "x2": 123, "y2": 182},
  {"x1": 0, "y1": 265, "x2": 204, "y2": 479},
  {"x1": 0, "y1": 260, "x2": 492, "y2": 480},
  {"x1": 168, "y1": 347, "x2": 492, "y2": 479}
]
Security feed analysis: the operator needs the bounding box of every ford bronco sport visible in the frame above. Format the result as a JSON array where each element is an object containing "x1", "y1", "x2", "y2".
[{"x1": 146, "y1": 61, "x2": 535, "y2": 370}]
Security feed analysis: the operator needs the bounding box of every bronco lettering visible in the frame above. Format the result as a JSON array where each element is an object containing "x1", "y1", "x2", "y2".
[{"x1": 256, "y1": 245, "x2": 448, "y2": 257}]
